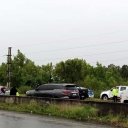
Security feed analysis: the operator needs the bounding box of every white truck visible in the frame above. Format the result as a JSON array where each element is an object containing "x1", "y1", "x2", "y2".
[
  {"x1": 120, "y1": 89, "x2": 128, "y2": 103},
  {"x1": 100, "y1": 85, "x2": 128, "y2": 100}
]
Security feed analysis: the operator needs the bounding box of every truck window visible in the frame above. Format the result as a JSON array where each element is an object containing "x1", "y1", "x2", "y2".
[{"x1": 120, "y1": 87, "x2": 126, "y2": 91}]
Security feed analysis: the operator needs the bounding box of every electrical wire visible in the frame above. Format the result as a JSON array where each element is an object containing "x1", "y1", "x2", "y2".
[
  {"x1": 22, "y1": 39, "x2": 128, "y2": 55},
  {"x1": 1, "y1": 39, "x2": 128, "y2": 66}
]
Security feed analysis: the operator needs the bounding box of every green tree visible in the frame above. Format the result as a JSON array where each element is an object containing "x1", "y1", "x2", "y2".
[
  {"x1": 54, "y1": 58, "x2": 88, "y2": 83},
  {"x1": 0, "y1": 63, "x2": 7, "y2": 85},
  {"x1": 105, "y1": 64, "x2": 122, "y2": 88},
  {"x1": 121, "y1": 65, "x2": 128, "y2": 80},
  {"x1": 11, "y1": 50, "x2": 40, "y2": 87},
  {"x1": 93, "y1": 62, "x2": 107, "y2": 81},
  {"x1": 40, "y1": 63, "x2": 53, "y2": 84}
]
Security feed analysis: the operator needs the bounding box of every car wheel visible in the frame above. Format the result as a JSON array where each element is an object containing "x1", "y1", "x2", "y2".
[{"x1": 102, "y1": 95, "x2": 108, "y2": 100}]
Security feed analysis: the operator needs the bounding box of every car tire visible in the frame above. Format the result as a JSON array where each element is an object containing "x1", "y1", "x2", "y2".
[{"x1": 102, "y1": 95, "x2": 108, "y2": 100}]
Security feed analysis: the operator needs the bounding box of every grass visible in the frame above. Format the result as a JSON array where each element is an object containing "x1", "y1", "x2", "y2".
[
  {"x1": 0, "y1": 101, "x2": 127, "y2": 128},
  {"x1": 0, "y1": 101, "x2": 98, "y2": 120}
]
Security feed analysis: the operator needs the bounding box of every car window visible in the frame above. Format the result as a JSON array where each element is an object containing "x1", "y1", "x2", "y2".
[
  {"x1": 47, "y1": 85, "x2": 64, "y2": 89},
  {"x1": 53, "y1": 85, "x2": 64, "y2": 89},
  {"x1": 45, "y1": 85, "x2": 55, "y2": 90},
  {"x1": 65, "y1": 85, "x2": 77, "y2": 90},
  {"x1": 37, "y1": 84, "x2": 64, "y2": 90},
  {"x1": 37, "y1": 85, "x2": 48, "y2": 90},
  {"x1": 120, "y1": 87, "x2": 126, "y2": 91},
  {"x1": 37, "y1": 85, "x2": 54, "y2": 90}
]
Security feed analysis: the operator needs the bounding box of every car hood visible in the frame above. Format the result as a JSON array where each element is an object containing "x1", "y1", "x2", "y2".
[
  {"x1": 26, "y1": 90, "x2": 35, "y2": 94},
  {"x1": 100, "y1": 90, "x2": 111, "y2": 95},
  {"x1": 102, "y1": 90, "x2": 110, "y2": 93}
]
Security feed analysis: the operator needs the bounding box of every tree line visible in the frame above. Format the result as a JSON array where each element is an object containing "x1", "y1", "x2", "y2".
[{"x1": 0, "y1": 50, "x2": 128, "y2": 97}]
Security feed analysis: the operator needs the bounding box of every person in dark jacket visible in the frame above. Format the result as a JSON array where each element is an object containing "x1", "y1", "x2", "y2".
[
  {"x1": 0, "y1": 87, "x2": 5, "y2": 95},
  {"x1": 10, "y1": 86, "x2": 17, "y2": 96},
  {"x1": 1, "y1": 87, "x2": 5, "y2": 93}
]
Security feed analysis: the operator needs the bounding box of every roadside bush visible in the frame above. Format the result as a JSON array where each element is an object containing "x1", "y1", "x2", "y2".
[{"x1": 18, "y1": 85, "x2": 32, "y2": 94}]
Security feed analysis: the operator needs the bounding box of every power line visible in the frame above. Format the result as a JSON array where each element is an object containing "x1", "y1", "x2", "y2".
[
  {"x1": 27, "y1": 46, "x2": 128, "y2": 62},
  {"x1": 23, "y1": 39, "x2": 128, "y2": 55},
  {"x1": 33, "y1": 55, "x2": 128, "y2": 67},
  {"x1": 90, "y1": 56, "x2": 128, "y2": 66},
  {"x1": 10, "y1": 30, "x2": 120, "y2": 48},
  {"x1": 83, "y1": 49, "x2": 128, "y2": 58},
  {"x1": 1, "y1": 39, "x2": 127, "y2": 66},
  {"x1": 32, "y1": 49, "x2": 128, "y2": 65},
  {"x1": 6, "y1": 41, "x2": 128, "y2": 66}
]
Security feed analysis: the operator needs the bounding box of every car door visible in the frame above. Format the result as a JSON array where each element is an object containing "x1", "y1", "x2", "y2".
[
  {"x1": 35, "y1": 85, "x2": 48, "y2": 97},
  {"x1": 43, "y1": 85, "x2": 55, "y2": 97},
  {"x1": 52, "y1": 85, "x2": 64, "y2": 98},
  {"x1": 35, "y1": 85, "x2": 55, "y2": 97},
  {"x1": 118, "y1": 86, "x2": 127, "y2": 97}
]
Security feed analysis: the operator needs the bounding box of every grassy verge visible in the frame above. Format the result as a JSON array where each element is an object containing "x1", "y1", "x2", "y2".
[{"x1": 0, "y1": 101, "x2": 127, "y2": 128}]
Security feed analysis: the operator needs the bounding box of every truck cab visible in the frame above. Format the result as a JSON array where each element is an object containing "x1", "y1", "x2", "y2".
[
  {"x1": 100, "y1": 85, "x2": 128, "y2": 100},
  {"x1": 120, "y1": 88, "x2": 128, "y2": 103}
]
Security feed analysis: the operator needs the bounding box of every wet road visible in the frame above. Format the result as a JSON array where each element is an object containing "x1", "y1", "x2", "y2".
[{"x1": 0, "y1": 111, "x2": 113, "y2": 128}]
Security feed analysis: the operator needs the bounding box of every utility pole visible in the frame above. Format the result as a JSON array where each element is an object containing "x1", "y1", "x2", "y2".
[{"x1": 7, "y1": 47, "x2": 12, "y2": 88}]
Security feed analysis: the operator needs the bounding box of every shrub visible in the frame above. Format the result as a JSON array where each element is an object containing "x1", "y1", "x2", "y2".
[{"x1": 18, "y1": 85, "x2": 32, "y2": 94}]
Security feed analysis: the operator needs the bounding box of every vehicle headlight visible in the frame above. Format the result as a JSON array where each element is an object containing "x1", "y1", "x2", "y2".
[{"x1": 26, "y1": 91, "x2": 29, "y2": 94}]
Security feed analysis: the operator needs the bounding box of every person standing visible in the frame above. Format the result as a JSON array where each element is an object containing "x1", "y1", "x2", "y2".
[
  {"x1": 112, "y1": 87, "x2": 119, "y2": 102},
  {"x1": 0, "y1": 87, "x2": 5, "y2": 95},
  {"x1": 10, "y1": 86, "x2": 18, "y2": 96}
]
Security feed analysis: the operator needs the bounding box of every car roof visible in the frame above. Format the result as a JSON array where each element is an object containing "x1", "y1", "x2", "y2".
[{"x1": 43, "y1": 83, "x2": 76, "y2": 86}]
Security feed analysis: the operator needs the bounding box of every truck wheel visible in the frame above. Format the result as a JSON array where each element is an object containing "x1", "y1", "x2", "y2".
[{"x1": 102, "y1": 95, "x2": 108, "y2": 100}]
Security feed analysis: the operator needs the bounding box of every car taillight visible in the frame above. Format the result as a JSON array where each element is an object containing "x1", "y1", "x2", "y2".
[
  {"x1": 75, "y1": 90, "x2": 79, "y2": 93},
  {"x1": 62, "y1": 90, "x2": 71, "y2": 95}
]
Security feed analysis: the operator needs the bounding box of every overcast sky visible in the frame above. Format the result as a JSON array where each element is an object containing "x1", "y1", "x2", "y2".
[{"x1": 0, "y1": 0, "x2": 128, "y2": 66}]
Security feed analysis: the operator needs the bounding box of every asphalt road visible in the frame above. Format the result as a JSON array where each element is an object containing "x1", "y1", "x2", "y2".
[{"x1": 0, "y1": 111, "x2": 113, "y2": 128}]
